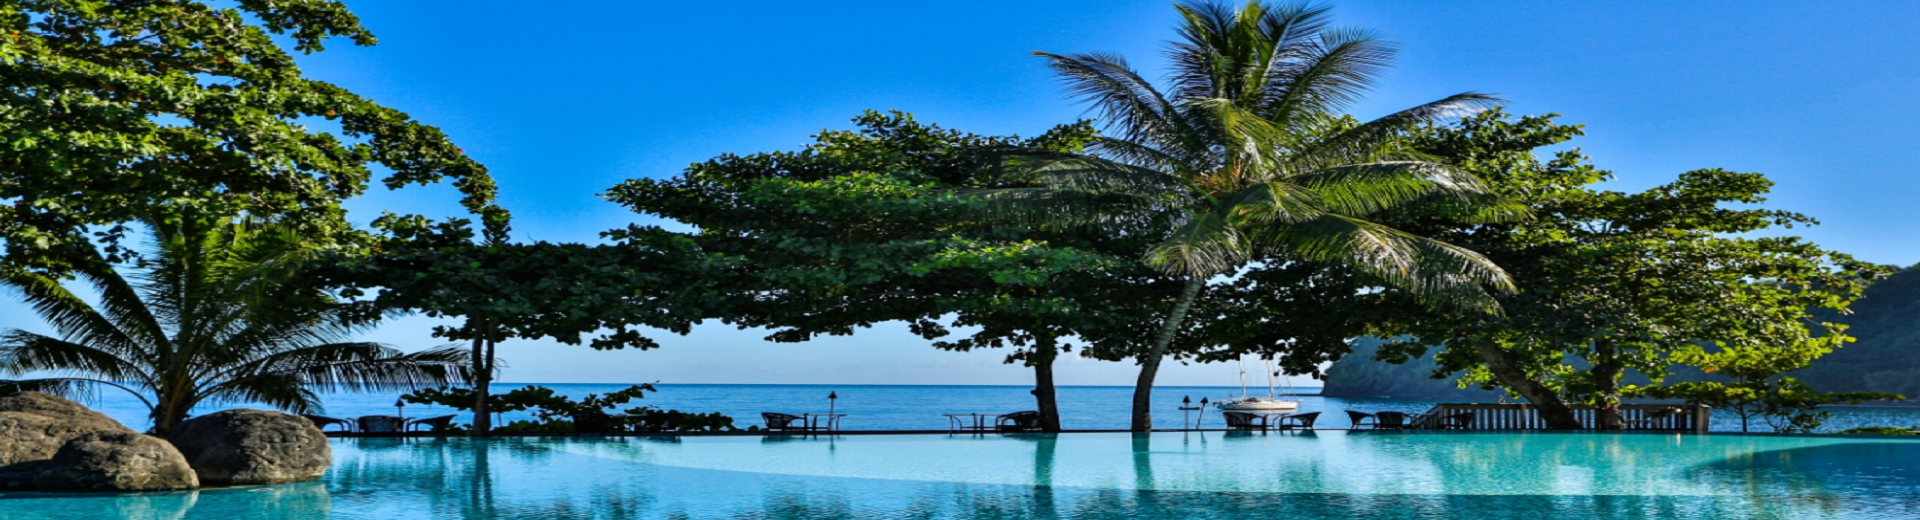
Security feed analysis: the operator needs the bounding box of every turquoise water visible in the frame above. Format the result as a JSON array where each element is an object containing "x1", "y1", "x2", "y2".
[
  {"x1": 75, "y1": 383, "x2": 1920, "y2": 433},
  {"x1": 2, "y1": 432, "x2": 1916, "y2": 519}
]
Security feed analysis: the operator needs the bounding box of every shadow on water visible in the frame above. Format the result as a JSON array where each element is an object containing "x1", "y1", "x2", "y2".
[
  {"x1": 1690, "y1": 441, "x2": 1920, "y2": 509},
  {"x1": 0, "y1": 480, "x2": 329, "y2": 520}
]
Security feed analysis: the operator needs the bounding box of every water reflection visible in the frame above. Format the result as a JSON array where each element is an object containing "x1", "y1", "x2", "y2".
[{"x1": 8, "y1": 434, "x2": 1919, "y2": 519}]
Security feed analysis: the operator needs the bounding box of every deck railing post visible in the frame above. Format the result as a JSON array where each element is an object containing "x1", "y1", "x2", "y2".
[{"x1": 1693, "y1": 404, "x2": 1711, "y2": 433}]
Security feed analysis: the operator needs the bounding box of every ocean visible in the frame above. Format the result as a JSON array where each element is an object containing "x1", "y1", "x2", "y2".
[{"x1": 66, "y1": 383, "x2": 1920, "y2": 433}]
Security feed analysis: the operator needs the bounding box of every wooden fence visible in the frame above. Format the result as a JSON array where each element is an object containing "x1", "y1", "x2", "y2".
[{"x1": 1408, "y1": 403, "x2": 1711, "y2": 433}]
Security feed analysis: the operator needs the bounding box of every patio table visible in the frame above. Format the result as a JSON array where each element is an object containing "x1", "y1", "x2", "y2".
[{"x1": 943, "y1": 413, "x2": 994, "y2": 433}]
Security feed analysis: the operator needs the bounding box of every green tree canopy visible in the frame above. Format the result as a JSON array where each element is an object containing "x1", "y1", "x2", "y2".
[
  {"x1": 607, "y1": 111, "x2": 1178, "y2": 430},
  {"x1": 1378, "y1": 110, "x2": 1887, "y2": 429},
  {"x1": 0, "y1": 0, "x2": 508, "y2": 277}
]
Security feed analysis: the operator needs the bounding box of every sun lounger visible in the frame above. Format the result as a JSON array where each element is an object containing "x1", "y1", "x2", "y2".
[
  {"x1": 356, "y1": 415, "x2": 405, "y2": 433},
  {"x1": 1344, "y1": 410, "x2": 1376, "y2": 429},
  {"x1": 762, "y1": 412, "x2": 807, "y2": 432},
  {"x1": 407, "y1": 415, "x2": 457, "y2": 432},
  {"x1": 301, "y1": 414, "x2": 353, "y2": 432},
  {"x1": 1275, "y1": 411, "x2": 1320, "y2": 431},
  {"x1": 996, "y1": 411, "x2": 1040, "y2": 432},
  {"x1": 1375, "y1": 411, "x2": 1411, "y2": 429},
  {"x1": 1222, "y1": 411, "x2": 1271, "y2": 431}
]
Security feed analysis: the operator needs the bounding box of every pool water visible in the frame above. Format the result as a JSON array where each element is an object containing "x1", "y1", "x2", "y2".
[{"x1": 2, "y1": 432, "x2": 1915, "y2": 519}]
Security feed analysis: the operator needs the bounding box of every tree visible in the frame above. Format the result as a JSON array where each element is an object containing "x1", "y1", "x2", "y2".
[
  {"x1": 979, "y1": 0, "x2": 1519, "y2": 430},
  {"x1": 0, "y1": 213, "x2": 471, "y2": 434},
  {"x1": 1636, "y1": 339, "x2": 1903, "y2": 432},
  {"x1": 1380, "y1": 110, "x2": 1887, "y2": 430},
  {"x1": 0, "y1": 0, "x2": 509, "y2": 278},
  {"x1": 607, "y1": 111, "x2": 1177, "y2": 431},
  {"x1": 318, "y1": 218, "x2": 730, "y2": 435}
]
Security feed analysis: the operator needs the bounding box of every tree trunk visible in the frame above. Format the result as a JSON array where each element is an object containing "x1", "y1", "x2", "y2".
[
  {"x1": 1132, "y1": 277, "x2": 1205, "y2": 432},
  {"x1": 471, "y1": 329, "x2": 492, "y2": 437},
  {"x1": 1591, "y1": 340, "x2": 1625, "y2": 431},
  {"x1": 1031, "y1": 336, "x2": 1061, "y2": 432},
  {"x1": 1469, "y1": 338, "x2": 1582, "y2": 430}
]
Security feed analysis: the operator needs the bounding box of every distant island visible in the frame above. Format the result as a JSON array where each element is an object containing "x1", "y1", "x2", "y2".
[
  {"x1": 1797, "y1": 264, "x2": 1920, "y2": 401},
  {"x1": 1319, "y1": 337, "x2": 1498, "y2": 400}
]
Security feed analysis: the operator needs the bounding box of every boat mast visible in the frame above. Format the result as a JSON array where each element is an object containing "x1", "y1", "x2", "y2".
[
  {"x1": 1236, "y1": 357, "x2": 1249, "y2": 398},
  {"x1": 1264, "y1": 358, "x2": 1276, "y2": 399}
]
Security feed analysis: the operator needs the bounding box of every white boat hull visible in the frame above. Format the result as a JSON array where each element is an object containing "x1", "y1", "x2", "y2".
[{"x1": 1216, "y1": 397, "x2": 1299, "y2": 412}]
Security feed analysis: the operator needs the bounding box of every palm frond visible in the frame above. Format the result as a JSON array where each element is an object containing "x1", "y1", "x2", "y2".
[
  {"x1": 1251, "y1": 213, "x2": 1513, "y2": 311},
  {"x1": 1260, "y1": 25, "x2": 1396, "y2": 124},
  {"x1": 1144, "y1": 211, "x2": 1249, "y2": 278},
  {"x1": 1289, "y1": 92, "x2": 1503, "y2": 169},
  {"x1": 1, "y1": 271, "x2": 147, "y2": 361},
  {"x1": 0, "y1": 330, "x2": 147, "y2": 384},
  {"x1": 1035, "y1": 51, "x2": 1200, "y2": 154},
  {"x1": 0, "y1": 378, "x2": 98, "y2": 401},
  {"x1": 213, "y1": 342, "x2": 474, "y2": 396},
  {"x1": 1288, "y1": 161, "x2": 1493, "y2": 217},
  {"x1": 1218, "y1": 180, "x2": 1325, "y2": 224}
]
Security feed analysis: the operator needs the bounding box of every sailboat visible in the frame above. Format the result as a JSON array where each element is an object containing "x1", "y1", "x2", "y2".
[{"x1": 1216, "y1": 356, "x2": 1300, "y2": 412}]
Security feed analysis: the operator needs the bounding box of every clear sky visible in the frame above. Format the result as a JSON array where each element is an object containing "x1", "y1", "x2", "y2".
[{"x1": 8, "y1": 1, "x2": 1919, "y2": 386}]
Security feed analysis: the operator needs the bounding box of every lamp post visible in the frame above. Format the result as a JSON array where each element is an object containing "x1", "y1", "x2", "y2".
[
  {"x1": 824, "y1": 391, "x2": 839, "y2": 432},
  {"x1": 1179, "y1": 395, "x2": 1202, "y2": 431},
  {"x1": 1197, "y1": 397, "x2": 1209, "y2": 430},
  {"x1": 394, "y1": 398, "x2": 406, "y2": 421}
]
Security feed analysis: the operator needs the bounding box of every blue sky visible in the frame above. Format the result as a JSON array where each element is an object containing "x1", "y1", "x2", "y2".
[{"x1": 10, "y1": 1, "x2": 1920, "y2": 386}]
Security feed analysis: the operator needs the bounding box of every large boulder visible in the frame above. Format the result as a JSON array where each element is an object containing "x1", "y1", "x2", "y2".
[
  {"x1": 168, "y1": 409, "x2": 330, "y2": 485},
  {"x1": 0, "y1": 392, "x2": 134, "y2": 489},
  {"x1": 32, "y1": 430, "x2": 198, "y2": 491}
]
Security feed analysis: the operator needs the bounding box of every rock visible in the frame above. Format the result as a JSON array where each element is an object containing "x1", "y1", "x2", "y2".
[
  {"x1": 0, "y1": 392, "x2": 134, "y2": 489},
  {"x1": 168, "y1": 409, "x2": 330, "y2": 485},
  {"x1": 32, "y1": 431, "x2": 198, "y2": 491}
]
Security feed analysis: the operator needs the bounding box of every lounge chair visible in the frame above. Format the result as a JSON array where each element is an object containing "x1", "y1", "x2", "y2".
[
  {"x1": 1275, "y1": 411, "x2": 1320, "y2": 431},
  {"x1": 356, "y1": 415, "x2": 405, "y2": 433},
  {"x1": 301, "y1": 414, "x2": 353, "y2": 432},
  {"x1": 407, "y1": 415, "x2": 457, "y2": 432},
  {"x1": 1375, "y1": 411, "x2": 1411, "y2": 430},
  {"x1": 761, "y1": 412, "x2": 807, "y2": 432},
  {"x1": 1222, "y1": 411, "x2": 1270, "y2": 431},
  {"x1": 996, "y1": 411, "x2": 1040, "y2": 432},
  {"x1": 1344, "y1": 410, "x2": 1377, "y2": 429}
]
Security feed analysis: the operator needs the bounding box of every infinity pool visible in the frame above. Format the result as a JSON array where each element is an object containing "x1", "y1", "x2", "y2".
[{"x1": 2, "y1": 432, "x2": 1915, "y2": 519}]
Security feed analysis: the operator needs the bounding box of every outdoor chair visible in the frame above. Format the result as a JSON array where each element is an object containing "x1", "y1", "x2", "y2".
[
  {"x1": 996, "y1": 411, "x2": 1040, "y2": 432},
  {"x1": 406, "y1": 415, "x2": 457, "y2": 432},
  {"x1": 356, "y1": 415, "x2": 405, "y2": 434},
  {"x1": 1222, "y1": 411, "x2": 1270, "y2": 431},
  {"x1": 1440, "y1": 412, "x2": 1476, "y2": 430},
  {"x1": 572, "y1": 411, "x2": 612, "y2": 434},
  {"x1": 1275, "y1": 411, "x2": 1321, "y2": 431},
  {"x1": 761, "y1": 412, "x2": 807, "y2": 432},
  {"x1": 301, "y1": 414, "x2": 353, "y2": 432},
  {"x1": 1344, "y1": 410, "x2": 1377, "y2": 429},
  {"x1": 1375, "y1": 411, "x2": 1411, "y2": 430}
]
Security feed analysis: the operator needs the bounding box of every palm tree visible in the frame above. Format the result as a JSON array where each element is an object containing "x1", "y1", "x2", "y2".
[
  {"x1": 983, "y1": 1, "x2": 1522, "y2": 430},
  {"x1": 0, "y1": 214, "x2": 472, "y2": 434}
]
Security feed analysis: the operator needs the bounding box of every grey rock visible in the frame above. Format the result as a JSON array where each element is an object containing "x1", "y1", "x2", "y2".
[
  {"x1": 33, "y1": 430, "x2": 198, "y2": 491},
  {"x1": 0, "y1": 392, "x2": 134, "y2": 489},
  {"x1": 168, "y1": 409, "x2": 330, "y2": 485}
]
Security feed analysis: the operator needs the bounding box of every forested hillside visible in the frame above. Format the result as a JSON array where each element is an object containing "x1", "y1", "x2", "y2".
[
  {"x1": 1320, "y1": 338, "x2": 1499, "y2": 399},
  {"x1": 1798, "y1": 265, "x2": 1920, "y2": 400}
]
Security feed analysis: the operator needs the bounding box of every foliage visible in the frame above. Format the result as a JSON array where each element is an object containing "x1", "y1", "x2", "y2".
[
  {"x1": 1378, "y1": 110, "x2": 1888, "y2": 429},
  {"x1": 969, "y1": 0, "x2": 1522, "y2": 430},
  {"x1": 400, "y1": 384, "x2": 739, "y2": 433},
  {"x1": 607, "y1": 110, "x2": 1177, "y2": 431},
  {"x1": 0, "y1": 214, "x2": 471, "y2": 433},
  {"x1": 1633, "y1": 341, "x2": 1903, "y2": 433},
  {"x1": 1835, "y1": 426, "x2": 1918, "y2": 435},
  {"x1": 0, "y1": 0, "x2": 508, "y2": 278}
]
